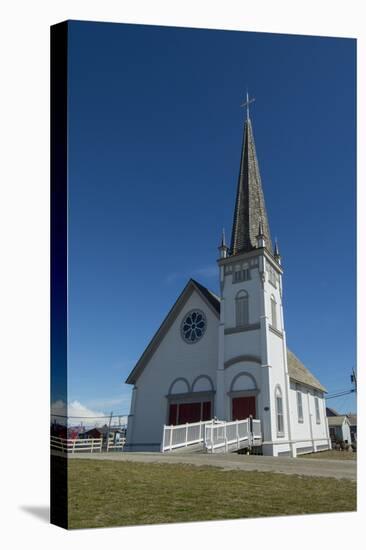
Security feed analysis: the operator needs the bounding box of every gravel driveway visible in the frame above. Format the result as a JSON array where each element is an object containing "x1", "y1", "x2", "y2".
[{"x1": 70, "y1": 451, "x2": 356, "y2": 481}]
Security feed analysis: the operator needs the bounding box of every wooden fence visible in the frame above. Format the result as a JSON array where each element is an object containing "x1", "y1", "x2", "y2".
[
  {"x1": 51, "y1": 436, "x2": 103, "y2": 454},
  {"x1": 51, "y1": 436, "x2": 126, "y2": 454},
  {"x1": 106, "y1": 438, "x2": 126, "y2": 451}
]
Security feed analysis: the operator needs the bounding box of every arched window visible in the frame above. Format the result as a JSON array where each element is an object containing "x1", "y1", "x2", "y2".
[
  {"x1": 271, "y1": 295, "x2": 277, "y2": 329},
  {"x1": 236, "y1": 290, "x2": 249, "y2": 327},
  {"x1": 275, "y1": 386, "x2": 284, "y2": 436}
]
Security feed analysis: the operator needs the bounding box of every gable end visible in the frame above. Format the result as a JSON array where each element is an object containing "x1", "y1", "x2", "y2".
[{"x1": 125, "y1": 279, "x2": 220, "y2": 385}]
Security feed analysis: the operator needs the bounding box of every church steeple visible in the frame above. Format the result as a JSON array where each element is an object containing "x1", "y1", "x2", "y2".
[{"x1": 230, "y1": 99, "x2": 273, "y2": 256}]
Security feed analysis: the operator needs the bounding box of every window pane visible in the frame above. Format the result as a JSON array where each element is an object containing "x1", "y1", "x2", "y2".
[
  {"x1": 236, "y1": 296, "x2": 249, "y2": 326},
  {"x1": 243, "y1": 298, "x2": 248, "y2": 324},
  {"x1": 271, "y1": 298, "x2": 277, "y2": 328},
  {"x1": 315, "y1": 397, "x2": 320, "y2": 423},
  {"x1": 276, "y1": 395, "x2": 283, "y2": 434},
  {"x1": 297, "y1": 391, "x2": 303, "y2": 421},
  {"x1": 277, "y1": 412, "x2": 283, "y2": 433},
  {"x1": 277, "y1": 396, "x2": 283, "y2": 414}
]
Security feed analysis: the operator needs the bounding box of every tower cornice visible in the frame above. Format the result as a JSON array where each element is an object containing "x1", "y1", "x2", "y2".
[{"x1": 217, "y1": 247, "x2": 283, "y2": 274}]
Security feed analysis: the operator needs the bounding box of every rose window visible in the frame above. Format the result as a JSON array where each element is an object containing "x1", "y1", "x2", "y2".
[{"x1": 181, "y1": 310, "x2": 206, "y2": 344}]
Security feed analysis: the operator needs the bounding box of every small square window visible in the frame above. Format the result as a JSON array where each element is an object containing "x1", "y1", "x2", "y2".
[{"x1": 233, "y1": 267, "x2": 250, "y2": 283}]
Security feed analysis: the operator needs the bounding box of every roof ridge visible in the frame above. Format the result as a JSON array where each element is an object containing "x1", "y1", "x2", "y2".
[{"x1": 190, "y1": 279, "x2": 220, "y2": 314}]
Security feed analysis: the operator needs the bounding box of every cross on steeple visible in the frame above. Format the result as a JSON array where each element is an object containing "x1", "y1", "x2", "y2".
[{"x1": 240, "y1": 91, "x2": 255, "y2": 120}]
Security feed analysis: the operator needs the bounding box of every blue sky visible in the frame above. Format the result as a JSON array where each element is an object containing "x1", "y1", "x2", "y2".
[{"x1": 64, "y1": 21, "x2": 356, "y2": 416}]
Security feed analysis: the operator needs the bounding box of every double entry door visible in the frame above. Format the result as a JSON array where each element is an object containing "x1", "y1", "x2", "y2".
[
  {"x1": 168, "y1": 401, "x2": 211, "y2": 425},
  {"x1": 168, "y1": 396, "x2": 256, "y2": 425}
]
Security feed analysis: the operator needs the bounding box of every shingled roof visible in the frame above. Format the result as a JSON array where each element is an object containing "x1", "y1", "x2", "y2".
[
  {"x1": 192, "y1": 279, "x2": 220, "y2": 314},
  {"x1": 286, "y1": 349, "x2": 327, "y2": 393},
  {"x1": 230, "y1": 117, "x2": 273, "y2": 255}
]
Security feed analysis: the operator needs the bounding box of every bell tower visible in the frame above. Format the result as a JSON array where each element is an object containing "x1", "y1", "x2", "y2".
[{"x1": 216, "y1": 96, "x2": 294, "y2": 456}]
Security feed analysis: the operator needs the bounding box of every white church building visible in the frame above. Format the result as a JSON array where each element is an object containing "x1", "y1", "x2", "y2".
[{"x1": 125, "y1": 100, "x2": 331, "y2": 457}]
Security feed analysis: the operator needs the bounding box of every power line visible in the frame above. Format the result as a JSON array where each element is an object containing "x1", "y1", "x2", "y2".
[
  {"x1": 326, "y1": 387, "x2": 354, "y2": 395},
  {"x1": 326, "y1": 389, "x2": 355, "y2": 400},
  {"x1": 332, "y1": 394, "x2": 353, "y2": 413},
  {"x1": 51, "y1": 413, "x2": 129, "y2": 419}
]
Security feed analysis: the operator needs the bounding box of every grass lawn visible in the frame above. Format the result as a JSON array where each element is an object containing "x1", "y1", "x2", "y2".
[
  {"x1": 301, "y1": 450, "x2": 356, "y2": 461},
  {"x1": 68, "y1": 459, "x2": 356, "y2": 529}
]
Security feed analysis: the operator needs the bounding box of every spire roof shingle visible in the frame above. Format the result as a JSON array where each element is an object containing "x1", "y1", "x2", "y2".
[{"x1": 230, "y1": 117, "x2": 273, "y2": 255}]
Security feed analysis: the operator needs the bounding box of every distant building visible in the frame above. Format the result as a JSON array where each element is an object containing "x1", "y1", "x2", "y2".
[
  {"x1": 81, "y1": 425, "x2": 126, "y2": 446},
  {"x1": 347, "y1": 414, "x2": 357, "y2": 442},
  {"x1": 327, "y1": 416, "x2": 352, "y2": 444},
  {"x1": 82, "y1": 427, "x2": 106, "y2": 439}
]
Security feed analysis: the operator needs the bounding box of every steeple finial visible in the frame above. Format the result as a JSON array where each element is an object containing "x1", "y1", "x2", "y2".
[
  {"x1": 274, "y1": 238, "x2": 281, "y2": 264},
  {"x1": 218, "y1": 227, "x2": 228, "y2": 258},
  {"x1": 256, "y1": 218, "x2": 266, "y2": 248},
  {"x1": 240, "y1": 91, "x2": 255, "y2": 121},
  {"x1": 258, "y1": 219, "x2": 264, "y2": 237},
  {"x1": 221, "y1": 227, "x2": 226, "y2": 247}
]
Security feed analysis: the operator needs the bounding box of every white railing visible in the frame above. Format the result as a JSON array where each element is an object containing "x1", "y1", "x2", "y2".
[
  {"x1": 161, "y1": 418, "x2": 262, "y2": 454},
  {"x1": 204, "y1": 418, "x2": 251, "y2": 453},
  {"x1": 107, "y1": 437, "x2": 126, "y2": 451},
  {"x1": 252, "y1": 419, "x2": 262, "y2": 445},
  {"x1": 161, "y1": 420, "x2": 213, "y2": 452},
  {"x1": 51, "y1": 436, "x2": 103, "y2": 454}
]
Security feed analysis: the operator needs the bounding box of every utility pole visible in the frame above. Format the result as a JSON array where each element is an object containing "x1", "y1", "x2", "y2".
[
  {"x1": 106, "y1": 411, "x2": 113, "y2": 450},
  {"x1": 350, "y1": 368, "x2": 357, "y2": 393}
]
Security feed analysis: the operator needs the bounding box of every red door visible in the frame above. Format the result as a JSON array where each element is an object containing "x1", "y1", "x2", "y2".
[
  {"x1": 168, "y1": 401, "x2": 212, "y2": 425},
  {"x1": 168, "y1": 403, "x2": 178, "y2": 425},
  {"x1": 202, "y1": 401, "x2": 211, "y2": 421},
  {"x1": 232, "y1": 396, "x2": 256, "y2": 420},
  {"x1": 178, "y1": 402, "x2": 201, "y2": 424}
]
